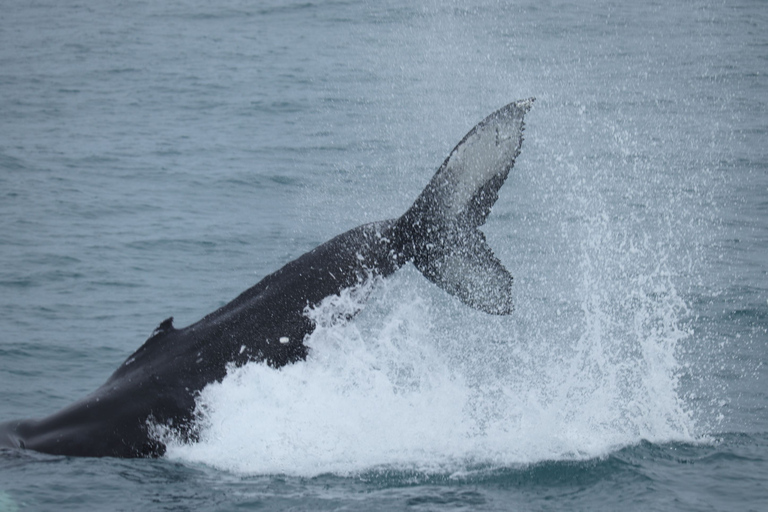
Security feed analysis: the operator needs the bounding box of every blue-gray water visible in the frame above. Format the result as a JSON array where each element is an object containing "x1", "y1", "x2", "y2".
[{"x1": 1, "y1": 0, "x2": 766, "y2": 510}]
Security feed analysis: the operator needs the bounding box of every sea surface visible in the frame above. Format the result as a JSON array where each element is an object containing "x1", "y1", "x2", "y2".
[{"x1": 1, "y1": 0, "x2": 766, "y2": 510}]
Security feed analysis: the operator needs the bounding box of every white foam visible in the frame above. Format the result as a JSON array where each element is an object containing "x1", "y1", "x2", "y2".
[{"x1": 165, "y1": 255, "x2": 697, "y2": 476}]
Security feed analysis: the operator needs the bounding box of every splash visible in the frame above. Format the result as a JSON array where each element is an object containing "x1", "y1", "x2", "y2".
[
  {"x1": 166, "y1": 238, "x2": 697, "y2": 475},
  {"x1": 164, "y1": 103, "x2": 700, "y2": 473}
]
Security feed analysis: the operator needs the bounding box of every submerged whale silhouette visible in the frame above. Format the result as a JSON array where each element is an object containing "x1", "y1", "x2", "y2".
[{"x1": 0, "y1": 99, "x2": 533, "y2": 458}]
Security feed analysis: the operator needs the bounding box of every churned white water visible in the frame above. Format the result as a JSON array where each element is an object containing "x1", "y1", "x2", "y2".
[{"x1": 167, "y1": 232, "x2": 696, "y2": 476}]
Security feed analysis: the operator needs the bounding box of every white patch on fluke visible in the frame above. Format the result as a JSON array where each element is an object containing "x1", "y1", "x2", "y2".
[
  {"x1": 279, "y1": 337, "x2": 290, "y2": 344},
  {"x1": 441, "y1": 100, "x2": 528, "y2": 215}
]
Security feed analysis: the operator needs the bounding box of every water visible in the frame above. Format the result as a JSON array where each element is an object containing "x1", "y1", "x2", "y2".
[{"x1": 1, "y1": 0, "x2": 766, "y2": 510}]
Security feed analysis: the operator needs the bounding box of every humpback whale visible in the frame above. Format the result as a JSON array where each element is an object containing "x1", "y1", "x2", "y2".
[{"x1": 0, "y1": 99, "x2": 533, "y2": 458}]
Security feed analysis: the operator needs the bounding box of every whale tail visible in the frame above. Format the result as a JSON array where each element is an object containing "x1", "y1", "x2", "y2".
[{"x1": 393, "y1": 99, "x2": 533, "y2": 315}]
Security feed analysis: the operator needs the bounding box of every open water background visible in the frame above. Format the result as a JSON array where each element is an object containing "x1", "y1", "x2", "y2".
[{"x1": 1, "y1": 0, "x2": 766, "y2": 510}]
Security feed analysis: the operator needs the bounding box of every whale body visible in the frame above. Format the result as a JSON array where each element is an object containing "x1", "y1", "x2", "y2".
[{"x1": 0, "y1": 99, "x2": 533, "y2": 457}]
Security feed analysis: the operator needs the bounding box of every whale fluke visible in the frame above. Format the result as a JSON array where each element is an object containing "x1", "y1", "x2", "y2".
[{"x1": 395, "y1": 98, "x2": 532, "y2": 314}]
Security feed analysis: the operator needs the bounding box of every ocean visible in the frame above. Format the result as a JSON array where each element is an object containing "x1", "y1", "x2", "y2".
[{"x1": 0, "y1": 0, "x2": 766, "y2": 510}]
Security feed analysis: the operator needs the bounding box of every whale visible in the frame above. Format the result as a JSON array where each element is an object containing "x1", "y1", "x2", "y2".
[{"x1": 0, "y1": 99, "x2": 533, "y2": 458}]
